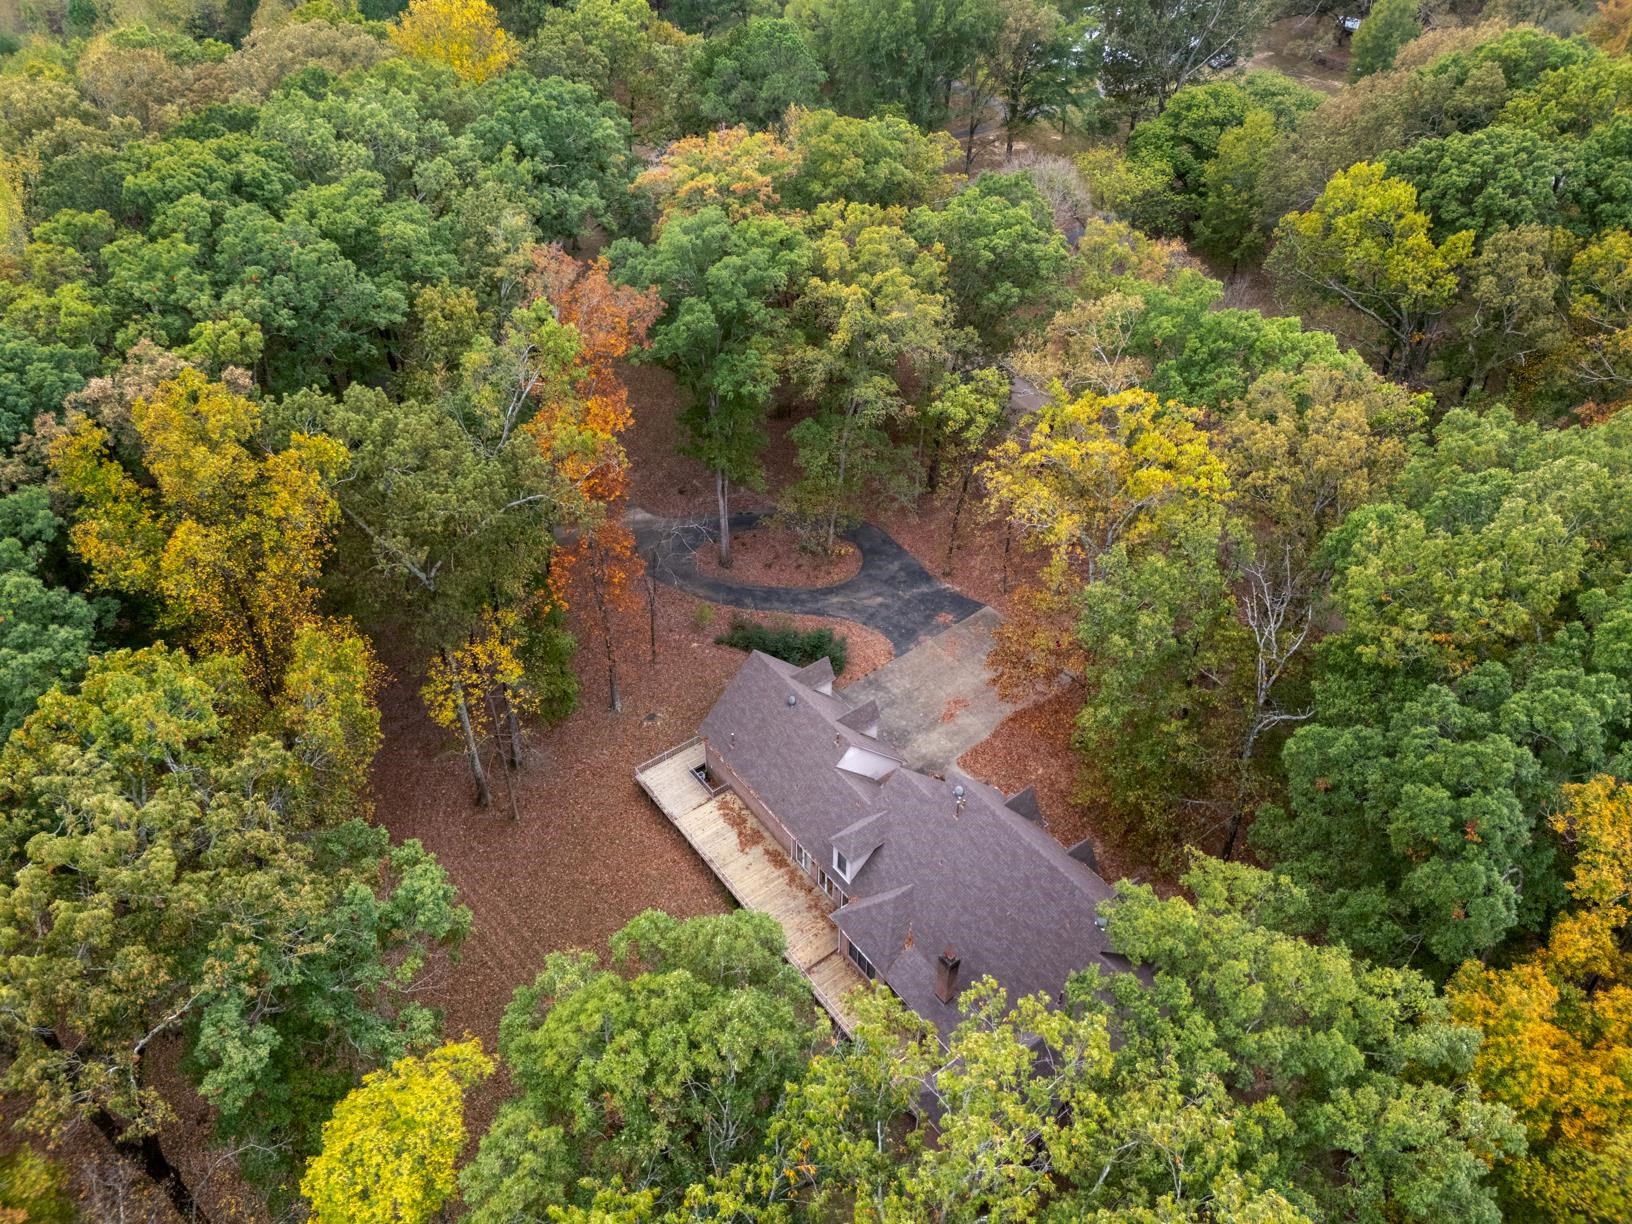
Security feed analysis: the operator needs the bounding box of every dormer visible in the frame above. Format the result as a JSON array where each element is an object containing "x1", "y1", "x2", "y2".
[
  {"x1": 837, "y1": 699, "x2": 883, "y2": 739},
  {"x1": 789, "y1": 658, "x2": 835, "y2": 695},
  {"x1": 831, "y1": 810, "x2": 888, "y2": 882},
  {"x1": 1005, "y1": 786, "x2": 1044, "y2": 826}
]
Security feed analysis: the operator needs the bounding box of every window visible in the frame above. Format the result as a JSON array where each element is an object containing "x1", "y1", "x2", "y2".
[
  {"x1": 832, "y1": 847, "x2": 852, "y2": 883},
  {"x1": 796, "y1": 843, "x2": 811, "y2": 873},
  {"x1": 847, "y1": 939, "x2": 876, "y2": 980}
]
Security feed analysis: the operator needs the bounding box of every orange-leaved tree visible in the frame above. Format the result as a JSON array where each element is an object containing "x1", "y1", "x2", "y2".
[
  {"x1": 530, "y1": 248, "x2": 660, "y2": 713},
  {"x1": 1448, "y1": 774, "x2": 1632, "y2": 1222}
]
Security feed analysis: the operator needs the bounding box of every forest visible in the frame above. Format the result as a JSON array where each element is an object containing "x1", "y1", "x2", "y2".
[{"x1": 0, "y1": 0, "x2": 1627, "y2": 1218}]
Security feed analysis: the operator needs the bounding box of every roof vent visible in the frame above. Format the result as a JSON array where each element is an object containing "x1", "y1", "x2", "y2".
[
  {"x1": 1093, "y1": 915, "x2": 1109, "y2": 931},
  {"x1": 952, "y1": 784, "x2": 966, "y2": 818},
  {"x1": 786, "y1": 693, "x2": 797, "y2": 706}
]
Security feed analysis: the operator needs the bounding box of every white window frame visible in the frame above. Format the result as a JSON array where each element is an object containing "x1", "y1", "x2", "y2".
[
  {"x1": 846, "y1": 938, "x2": 876, "y2": 980},
  {"x1": 831, "y1": 847, "x2": 852, "y2": 883}
]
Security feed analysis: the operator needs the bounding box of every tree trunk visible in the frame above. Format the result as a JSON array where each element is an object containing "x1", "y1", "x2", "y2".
[
  {"x1": 89, "y1": 1110, "x2": 214, "y2": 1224},
  {"x1": 826, "y1": 405, "x2": 856, "y2": 554},
  {"x1": 588, "y1": 542, "x2": 622, "y2": 713},
  {"x1": 1220, "y1": 797, "x2": 1247, "y2": 861},
  {"x1": 943, "y1": 468, "x2": 972, "y2": 574},
  {"x1": 444, "y1": 650, "x2": 491, "y2": 808},
  {"x1": 500, "y1": 686, "x2": 524, "y2": 769},
  {"x1": 486, "y1": 691, "x2": 522, "y2": 822},
  {"x1": 646, "y1": 562, "x2": 659, "y2": 664},
  {"x1": 715, "y1": 468, "x2": 732, "y2": 568}
]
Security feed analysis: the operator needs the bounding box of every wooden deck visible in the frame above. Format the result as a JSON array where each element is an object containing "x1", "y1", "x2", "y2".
[
  {"x1": 635, "y1": 737, "x2": 714, "y2": 818},
  {"x1": 638, "y1": 742, "x2": 866, "y2": 1034}
]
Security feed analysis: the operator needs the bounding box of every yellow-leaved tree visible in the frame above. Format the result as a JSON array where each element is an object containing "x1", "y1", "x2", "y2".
[
  {"x1": 977, "y1": 386, "x2": 1229, "y2": 693},
  {"x1": 420, "y1": 607, "x2": 543, "y2": 813},
  {"x1": 391, "y1": 0, "x2": 515, "y2": 83},
  {"x1": 52, "y1": 369, "x2": 348, "y2": 697},
  {"x1": 1448, "y1": 774, "x2": 1632, "y2": 1222},
  {"x1": 301, "y1": 1039, "x2": 494, "y2": 1224}
]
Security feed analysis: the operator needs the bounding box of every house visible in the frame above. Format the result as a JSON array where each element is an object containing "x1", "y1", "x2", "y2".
[{"x1": 637, "y1": 649, "x2": 1131, "y2": 1038}]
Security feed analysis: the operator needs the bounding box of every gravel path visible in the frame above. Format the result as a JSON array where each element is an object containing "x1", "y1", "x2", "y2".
[{"x1": 630, "y1": 508, "x2": 985, "y2": 654}]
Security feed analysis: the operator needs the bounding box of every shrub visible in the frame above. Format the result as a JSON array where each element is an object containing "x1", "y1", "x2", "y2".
[{"x1": 715, "y1": 616, "x2": 847, "y2": 674}]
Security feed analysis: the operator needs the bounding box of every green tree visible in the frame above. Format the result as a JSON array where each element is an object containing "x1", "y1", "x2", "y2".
[
  {"x1": 783, "y1": 202, "x2": 956, "y2": 550},
  {"x1": 924, "y1": 367, "x2": 1009, "y2": 572},
  {"x1": 909, "y1": 171, "x2": 1070, "y2": 357},
  {"x1": 1451, "y1": 223, "x2": 1570, "y2": 396},
  {"x1": 688, "y1": 17, "x2": 826, "y2": 130},
  {"x1": 525, "y1": 0, "x2": 694, "y2": 139},
  {"x1": 1126, "y1": 72, "x2": 1321, "y2": 201},
  {"x1": 1252, "y1": 405, "x2": 1632, "y2": 970},
  {"x1": 467, "y1": 71, "x2": 635, "y2": 242},
  {"x1": 1097, "y1": 859, "x2": 1522, "y2": 1223},
  {"x1": 1217, "y1": 361, "x2": 1426, "y2": 849},
  {"x1": 770, "y1": 860, "x2": 1518, "y2": 1221},
  {"x1": 1098, "y1": 0, "x2": 1281, "y2": 115},
  {"x1": 1258, "y1": 675, "x2": 1560, "y2": 971},
  {"x1": 279, "y1": 291, "x2": 582, "y2": 807},
  {"x1": 1075, "y1": 517, "x2": 1249, "y2": 862},
  {"x1": 959, "y1": 0, "x2": 1097, "y2": 165},
  {"x1": 1384, "y1": 125, "x2": 1565, "y2": 242},
  {"x1": 784, "y1": 107, "x2": 958, "y2": 210},
  {"x1": 612, "y1": 206, "x2": 810, "y2": 566},
  {"x1": 788, "y1": 0, "x2": 1000, "y2": 127},
  {"x1": 1351, "y1": 0, "x2": 1422, "y2": 80},
  {"x1": 461, "y1": 910, "x2": 823, "y2": 1218},
  {"x1": 302, "y1": 1039, "x2": 494, "y2": 1224},
  {"x1": 0, "y1": 645, "x2": 468, "y2": 1218},
  {"x1": 1193, "y1": 108, "x2": 1279, "y2": 267},
  {"x1": 0, "y1": 486, "x2": 99, "y2": 737},
  {"x1": 1267, "y1": 162, "x2": 1474, "y2": 380},
  {"x1": 1030, "y1": 267, "x2": 1351, "y2": 411},
  {"x1": 666, "y1": 0, "x2": 766, "y2": 37}
]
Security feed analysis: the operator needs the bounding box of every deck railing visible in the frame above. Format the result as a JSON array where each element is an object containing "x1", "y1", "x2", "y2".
[{"x1": 633, "y1": 734, "x2": 702, "y2": 775}]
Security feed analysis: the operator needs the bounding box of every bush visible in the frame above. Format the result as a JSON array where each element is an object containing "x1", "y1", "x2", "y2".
[{"x1": 715, "y1": 616, "x2": 847, "y2": 674}]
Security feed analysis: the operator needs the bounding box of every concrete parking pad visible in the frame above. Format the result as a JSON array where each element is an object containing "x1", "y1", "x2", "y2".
[{"x1": 843, "y1": 607, "x2": 1024, "y2": 775}]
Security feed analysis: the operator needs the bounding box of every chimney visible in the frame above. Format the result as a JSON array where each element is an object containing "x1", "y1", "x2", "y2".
[{"x1": 934, "y1": 946, "x2": 961, "y2": 1005}]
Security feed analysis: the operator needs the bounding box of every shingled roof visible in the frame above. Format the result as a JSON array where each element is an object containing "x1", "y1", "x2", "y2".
[{"x1": 699, "y1": 650, "x2": 1128, "y2": 1036}]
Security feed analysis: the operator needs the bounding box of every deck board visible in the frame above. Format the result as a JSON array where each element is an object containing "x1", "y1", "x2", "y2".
[
  {"x1": 635, "y1": 739, "x2": 712, "y2": 818},
  {"x1": 639, "y1": 744, "x2": 865, "y2": 1034}
]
